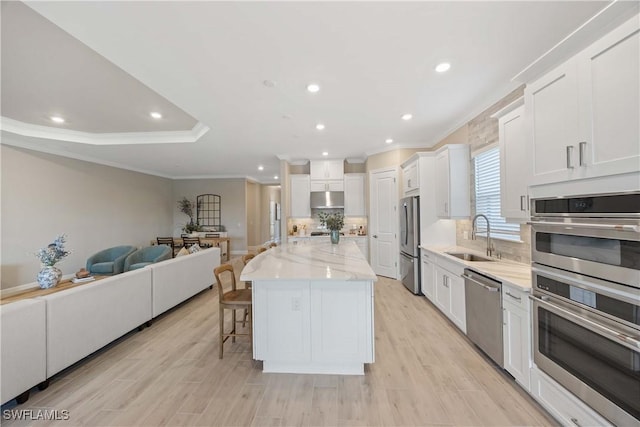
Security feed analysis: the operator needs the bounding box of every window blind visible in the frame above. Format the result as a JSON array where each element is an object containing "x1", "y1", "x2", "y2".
[{"x1": 474, "y1": 147, "x2": 521, "y2": 241}]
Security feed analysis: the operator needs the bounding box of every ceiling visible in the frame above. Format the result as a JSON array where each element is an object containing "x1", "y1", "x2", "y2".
[{"x1": 0, "y1": 1, "x2": 622, "y2": 183}]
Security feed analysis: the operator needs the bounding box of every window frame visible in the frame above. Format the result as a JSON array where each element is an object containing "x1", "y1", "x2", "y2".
[{"x1": 473, "y1": 145, "x2": 522, "y2": 243}]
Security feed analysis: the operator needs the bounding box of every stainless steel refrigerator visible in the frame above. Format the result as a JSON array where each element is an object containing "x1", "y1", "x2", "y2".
[{"x1": 399, "y1": 196, "x2": 420, "y2": 294}]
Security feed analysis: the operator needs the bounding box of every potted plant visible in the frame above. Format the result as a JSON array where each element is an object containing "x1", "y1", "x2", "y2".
[
  {"x1": 318, "y1": 212, "x2": 344, "y2": 244},
  {"x1": 178, "y1": 197, "x2": 202, "y2": 234}
]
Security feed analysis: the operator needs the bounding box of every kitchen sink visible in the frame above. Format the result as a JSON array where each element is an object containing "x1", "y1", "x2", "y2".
[{"x1": 445, "y1": 252, "x2": 495, "y2": 262}]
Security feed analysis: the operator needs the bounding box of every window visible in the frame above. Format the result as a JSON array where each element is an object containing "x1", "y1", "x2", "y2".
[{"x1": 474, "y1": 146, "x2": 521, "y2": 241}]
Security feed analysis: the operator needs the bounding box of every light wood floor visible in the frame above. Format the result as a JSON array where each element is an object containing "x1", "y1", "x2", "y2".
[{"x1": 2, "y1": 258, "x2": 557, "y2": 427}]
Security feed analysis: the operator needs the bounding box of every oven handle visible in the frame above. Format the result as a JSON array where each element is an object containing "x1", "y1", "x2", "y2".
[
  {"x1": 530, "y1": 294, "x2": 640, "y2": 352},
  {"x1": 529, "y1": 221, "x2": 638, "y2": 232}
]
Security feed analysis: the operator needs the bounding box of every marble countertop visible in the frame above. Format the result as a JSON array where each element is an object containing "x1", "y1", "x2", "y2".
[
  {"x1": 241, "y1": 240, "x2": 377, "y2": 282},
  {"x1": 420, "y1": 245, "x2": 532, "y2": 291}
]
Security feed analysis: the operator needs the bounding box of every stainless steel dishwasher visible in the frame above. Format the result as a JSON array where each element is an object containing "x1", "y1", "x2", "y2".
[{"x1": 463, "y1": 269, "x2": 503, "y2": 367}]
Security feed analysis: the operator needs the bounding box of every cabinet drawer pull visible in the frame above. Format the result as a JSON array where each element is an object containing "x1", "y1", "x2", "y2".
[
  {"x1": 571, "y1": 417, "x2": 582, "y2": 427},
  {"x1": 505, "y1": 291, "x2": 522, "y2": 302},
  {"x1": 566, "y1": 146, "x2": 574, "y2": 169},
  {"x1": 520, "y1": 195, "x2": 526, "y2": 211},
  {"x1": 579, "y1": 141, "x2": 587, "y2": 166}
]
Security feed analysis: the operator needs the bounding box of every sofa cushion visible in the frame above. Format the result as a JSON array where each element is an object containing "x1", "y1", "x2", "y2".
[
  {"x1": 91, "y1": 262, "x2": 114, "y2": 274},
  {"x1": 176, "y1": 247, "x2": 190, "y2": 257},
  {"x1": 129, "y1": 262, "x2": 152, "y2": 270}
]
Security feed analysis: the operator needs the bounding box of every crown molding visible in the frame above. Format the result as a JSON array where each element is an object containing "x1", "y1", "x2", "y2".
[
  {"x1": 511, "y1": 1, "x2": 639, "y2": 83},
  {"x1": 0, "y1": 116, "x2": 210, "y2": 145}
]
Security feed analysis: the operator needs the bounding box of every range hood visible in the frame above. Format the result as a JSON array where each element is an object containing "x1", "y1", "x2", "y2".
[{"x1": 310, "y1": 191, "x2": 344, "y2": 209}]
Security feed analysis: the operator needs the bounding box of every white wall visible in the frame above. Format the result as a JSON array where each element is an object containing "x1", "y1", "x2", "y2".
[
  {"x1": 1, "y1": 145, "x2": 174, "y2": 290},
  {"x1": 171, "y1": 178, "x2": 247, "y2": 253}
]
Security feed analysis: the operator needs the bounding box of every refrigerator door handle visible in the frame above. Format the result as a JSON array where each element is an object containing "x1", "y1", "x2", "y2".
[{"x1": 404, "y1": 203, "x2": 409, "y2": 246}]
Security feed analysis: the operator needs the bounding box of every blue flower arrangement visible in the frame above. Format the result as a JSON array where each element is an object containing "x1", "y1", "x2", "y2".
[{"x1": 36, "y1": 234, "x2": 70, "y2": 266}]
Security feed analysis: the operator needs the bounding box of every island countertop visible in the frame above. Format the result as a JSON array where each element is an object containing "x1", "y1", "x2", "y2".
[{"x1": 240, "y1": 240, "x2": 377, "y2": 282}]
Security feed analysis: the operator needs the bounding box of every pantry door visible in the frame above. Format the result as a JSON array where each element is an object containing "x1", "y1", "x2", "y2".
[{"x1": 369, "y1": 167, "x2": 398, "y2": 279}]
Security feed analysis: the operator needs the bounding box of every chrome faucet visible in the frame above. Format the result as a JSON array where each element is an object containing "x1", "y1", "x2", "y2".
[{"x1": 471, "y1": 214, "x2": 494, "y2": 257}]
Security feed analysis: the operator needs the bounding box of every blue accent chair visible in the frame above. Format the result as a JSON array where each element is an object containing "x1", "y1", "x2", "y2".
[
  {"x1": 86, "y1": 246, "x2": 137, "y2": 276},
  {"x1": 124, "y1": 246, "x2": 172, "y2": 271}
]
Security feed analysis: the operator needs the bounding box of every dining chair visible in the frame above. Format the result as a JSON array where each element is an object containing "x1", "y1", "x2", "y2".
[
  {"x1": 156, "y1": 237, "x2": 176, "y2": 257},
  {"x1": 213, "y1": 264, "x2": 252, "y2": 359},
  {"x1": 182, "y1": 237, "x2": 201, "y2": 249}
]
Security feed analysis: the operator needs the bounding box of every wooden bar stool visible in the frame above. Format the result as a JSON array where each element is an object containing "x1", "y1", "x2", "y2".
[
  {"x1": 240, "y1": 254, "x2": 256, "y2": 324},
  {"x1": 213, "y1": 264, "x2": 252, "y2": 359}
]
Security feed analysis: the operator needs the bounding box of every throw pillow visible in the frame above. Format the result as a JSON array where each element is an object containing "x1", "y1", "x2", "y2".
[
  {"x1": 188, "y1": 244, "x2": 201, "y2": 253},
  {"x1": 176, "y1": 247, "x2": 190, "y2": 257}
]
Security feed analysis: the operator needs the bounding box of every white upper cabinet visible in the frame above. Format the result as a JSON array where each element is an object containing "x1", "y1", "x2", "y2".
[
  {"x1": 526, "y1": 16, "x2": 639, "y2": 187},
  {"x1": 402, "y1": 159, "x2": 419, "y2": 196},
  {"x1": 310, "y1": 160, "x2": 344, "y2": 181},
  {"x1": 525, "y1": 58, "x2": 580, "y2": 185},
  {"x1": 344, "y1": 174, "x2": 366, "y2": 217},
  {"x1": 310, "y1": 160, "x2": 345, "y2": 191},
  {"x1": 497, "y1": 102, "x2": 530, "y2": 222},
  {"x1": 290, "y1": 175, "x2": 311, "y2": 218},
  {"x1": 435, "y1": 145, "x2": 470, "y2": 219},
  {"x1": 577, "y1": 17, "x2": 639, "y2": 180}
]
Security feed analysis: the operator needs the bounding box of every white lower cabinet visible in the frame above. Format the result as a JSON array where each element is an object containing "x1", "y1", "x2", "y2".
[
  {"x1": 252, "y1": 279, "x2": 374, "y2": 374},
  {"x1": 530, "y1": 367, "x2": 612, "y2": 427},
  {"x1": 502, "y1": 284, "x2": 531, "y2": 391},
  {"x1": 433, "y1": 255, "x2": 466, "y2": 333},
  {"x1": 421, "y1": 250, "x2": 435, "y2": 303}
]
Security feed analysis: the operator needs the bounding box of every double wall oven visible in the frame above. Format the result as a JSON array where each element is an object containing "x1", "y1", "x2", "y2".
[{"x1": 530, "y1": 192, "x2": 640, "y2": 427}]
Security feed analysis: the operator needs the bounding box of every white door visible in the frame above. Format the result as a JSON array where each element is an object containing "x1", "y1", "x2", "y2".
[{"x1": 369, "y1": 168, "x2": 397, "y2": 278}]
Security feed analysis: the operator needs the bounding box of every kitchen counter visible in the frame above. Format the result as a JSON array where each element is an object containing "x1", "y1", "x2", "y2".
[
  {"x1": 242, "y1": 239, "x2": 375, "y2": 282},
  {"x1": 241, "y1": 240, "x2": 376, "y2": 375},
  {"x1": 420, "y1": 245, "x2": 532, "y2": 291}
]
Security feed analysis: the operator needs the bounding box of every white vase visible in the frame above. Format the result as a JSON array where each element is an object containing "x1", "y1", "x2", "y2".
[{"x1": 37, "y1": 266, "x2": 62, "y2": 289}]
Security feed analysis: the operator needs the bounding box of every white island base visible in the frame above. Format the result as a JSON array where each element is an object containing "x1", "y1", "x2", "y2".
[{"x1": 241, "y1": 241, "x2": 376, "y2": 375}]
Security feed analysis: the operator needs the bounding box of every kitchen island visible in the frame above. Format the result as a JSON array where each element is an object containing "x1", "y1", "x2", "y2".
[{"x1": 240, "y1": 240, "x2": 377, "y2": 375}]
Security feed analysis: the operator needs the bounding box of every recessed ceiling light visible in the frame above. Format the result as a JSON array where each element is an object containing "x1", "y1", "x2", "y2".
[
  {"x1": 401, "y1": 113, "x2": 413, "y2": 121},
  {"x1": 316, "y1": 123, "x2": 325, "y2": 130},
  {"x1": 322, "y1": 151, "x2": 329, "y2": 156},
  {"x1": 274, "y1": 175, "x2": 279, "y2": 180},
  {"x1": 435, "y1": 62, "x2": 451, "y2": 73},
  {"x1": 307, "y1": 83, "x2": 320, "y2": 93},
  {"x1": 385, "y1": 138, "x2": 394, "y2": 144},
  {"x1": 258, "y1": 165, "x2": 264, "y2": 171},
  {"x1": 150, "y1": 112, "x2": 162, "y2": 119},
  {"x1": 263, "y1": 80, "x2": 276, "y2": 87},
  {"x1": 50, "y1": 116, "x2": 65, "y2": 124}
]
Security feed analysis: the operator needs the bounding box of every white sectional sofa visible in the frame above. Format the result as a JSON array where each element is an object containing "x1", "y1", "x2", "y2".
[
  {"x1": 0, "y1": 299, "x2": 47, "y2": 405},
  {"x1": 39, "y1": 268, "x2": 153, "y2": 377},
  {"x1": 1, "y1": 246, "x2": 221, "y2": 405},
  {"x1": 150, "y1": 247, "x2": 219, "y2": 317}
]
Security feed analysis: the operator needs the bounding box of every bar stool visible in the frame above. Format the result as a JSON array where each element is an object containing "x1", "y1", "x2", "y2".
[
  {"x1": 213, "y1": 264, "x2": 252, "y2": 359},
  {"x1": 240, "y1": 253, "x2": 255, "y2": 324}
]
